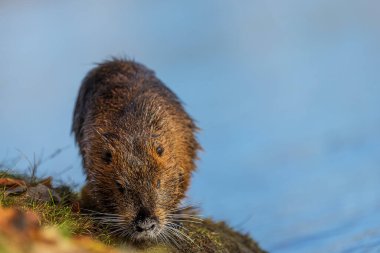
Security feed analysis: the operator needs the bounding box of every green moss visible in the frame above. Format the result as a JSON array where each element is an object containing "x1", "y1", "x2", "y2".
[{"x1": 170, "y1": 219, "x2": 266, "y2": 253}]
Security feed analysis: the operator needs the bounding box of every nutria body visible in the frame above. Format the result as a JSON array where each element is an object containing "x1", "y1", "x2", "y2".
[{"x1": 72, "y1": 59, "x2": 200, "y2": 242}]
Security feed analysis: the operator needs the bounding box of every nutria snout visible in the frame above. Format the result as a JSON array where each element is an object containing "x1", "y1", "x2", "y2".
[{"x1": 72, "y1": 58, "x2": 200, "y2": 242}]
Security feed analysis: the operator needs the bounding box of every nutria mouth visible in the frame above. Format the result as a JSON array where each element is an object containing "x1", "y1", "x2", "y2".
[{"x1": 72, "y1": 58, "x2": 201, "y2": 242}]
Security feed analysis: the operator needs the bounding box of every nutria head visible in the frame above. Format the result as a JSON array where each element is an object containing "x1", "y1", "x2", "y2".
[
  {"x1": 85, "y1": 129, "x2": 185, "y2": 241},
  {"x1": 74, "y1": 59, "x2": 200, "y2": 242}
]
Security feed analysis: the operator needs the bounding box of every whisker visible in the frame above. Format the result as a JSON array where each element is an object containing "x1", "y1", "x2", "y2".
[
  {"x1": 166, "y1": 217, "x2": 203, "y2": 221},
  {"x1": 157, "y1": 232, "x2": 168, "y2": 246},
  {"x1": 166, "y1": 222, "x2": 189, "y2": 232},
  {"x1": 80, "y1": 208, "x2": 122, "y2": 216},
  {"x1": 166, "y1": 224, "x2": 201, "y2": 251},
  {"x1": 89, "y1": 216, "x2": 123, "y2": 221},
  {"x1": 167, "y1": 214, "x2": 203, "y2": 219},
  {"x1": 159, "y1": 232, "x2": 170, "y2": 246},
  {"x1": 108, "y1": 227, "x2": 127, "y2": 236},
  {"x1": 166, "y1": 215, "x2": 203, "y2": 221},
  {"x1": 169, "y1": 205, "x2": 193, "y2": 212},
  {"x1": 165, "y1": 225, "x2": 194, "y2": 245},
  {"x1": 164, "y1": 228, "x2": 181, "y2": 249},
  {"x1": 166, "y1": 218, "x2": 203, "y2": 224}
]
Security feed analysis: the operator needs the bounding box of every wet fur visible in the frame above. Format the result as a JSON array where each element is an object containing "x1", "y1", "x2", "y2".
[{"x1": 72, "y1": 59, "x2": 200, "y2": 242}]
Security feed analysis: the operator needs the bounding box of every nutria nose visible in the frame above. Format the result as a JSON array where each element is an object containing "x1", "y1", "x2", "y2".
[{"x1": 135, "y1": 219, "x2": 157, "y2": 232}]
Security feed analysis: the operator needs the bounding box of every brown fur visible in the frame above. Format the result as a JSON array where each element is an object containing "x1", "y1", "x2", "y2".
[{"x1": 72, "y1": 58, "x2": 200, "y2": 242}]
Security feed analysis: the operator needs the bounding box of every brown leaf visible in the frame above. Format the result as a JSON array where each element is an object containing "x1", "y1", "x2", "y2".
[
  {"x1": 38, "y1": 177, "x2": 53, "y2": 188},
  {"x1": 0, "y1": 178, "x2": 27, "y2": 188},
  {"x1": 0, "y1": 207, "x2": 40, "y2": 240}
]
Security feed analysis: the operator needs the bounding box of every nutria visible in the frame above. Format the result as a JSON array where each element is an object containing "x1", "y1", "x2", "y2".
[{"x1": 72, "y1": 59, "x2": 200, "y2": 243}]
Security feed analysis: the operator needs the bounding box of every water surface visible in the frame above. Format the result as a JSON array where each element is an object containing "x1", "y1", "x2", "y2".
[{"x1": 1, "y1": 1, "x2": 380, "y2": 252}]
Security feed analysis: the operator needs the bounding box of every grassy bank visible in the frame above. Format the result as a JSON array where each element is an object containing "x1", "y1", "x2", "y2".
[{"x1": 0, "y1": 170, "x2": 265, "y2": 253}]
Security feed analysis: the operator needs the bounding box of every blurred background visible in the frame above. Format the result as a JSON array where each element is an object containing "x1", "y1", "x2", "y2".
[{"x1": 1, "y1": 1, "x2": 380, "y2": 252}]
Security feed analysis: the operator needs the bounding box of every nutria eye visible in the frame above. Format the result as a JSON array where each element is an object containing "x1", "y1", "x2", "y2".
[
  {"x1": 102, "y1": 151, "x2": 112, "y2": 164},
  {"x1": 156, "y1": 146, "x2": 164, "y2": 156},
  {"x1": 156, "y1": 179, "x2": 161, "y2": 189},
  {"x1": 116, "y1": 182, "x2": 125, "y2": 194}
]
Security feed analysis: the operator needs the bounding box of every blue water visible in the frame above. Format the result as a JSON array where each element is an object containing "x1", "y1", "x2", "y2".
[{"x1": 1, "y1": 1, "x2": 380, "y2": 252}]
